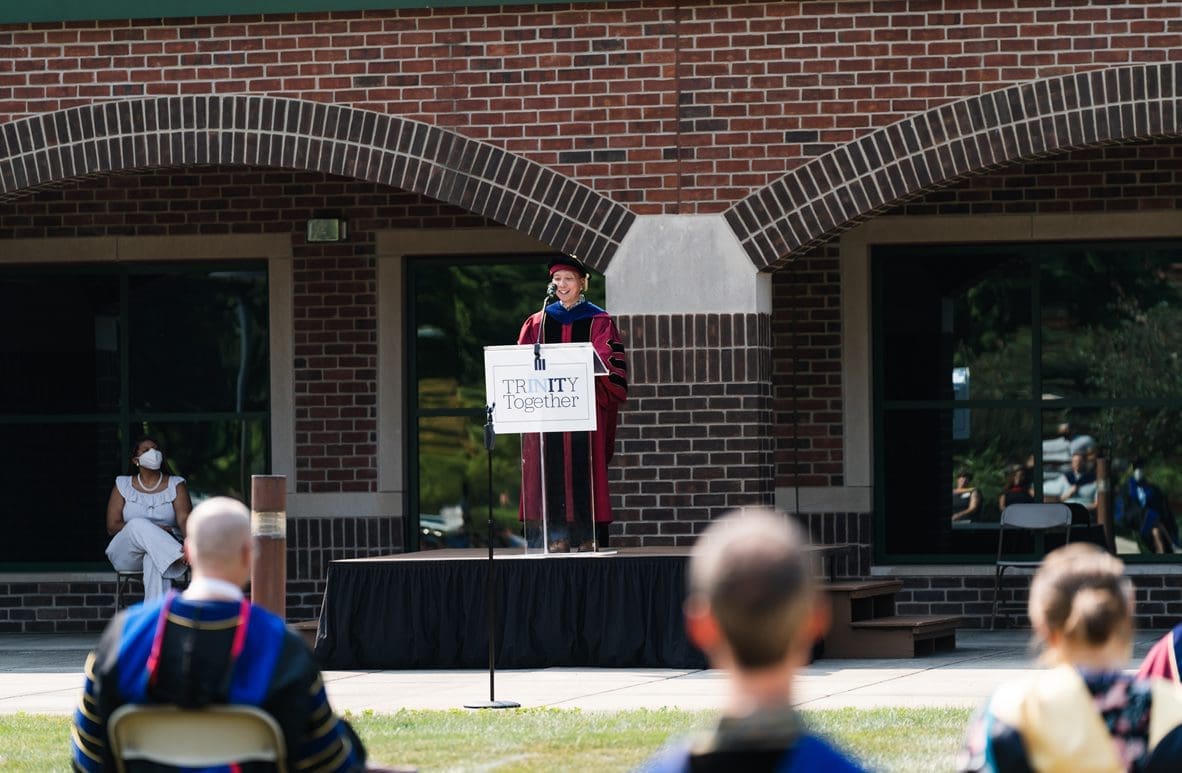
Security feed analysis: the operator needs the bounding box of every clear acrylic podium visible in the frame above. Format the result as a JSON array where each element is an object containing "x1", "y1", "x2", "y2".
[
  {"x1": 520, "y1": 429, "x2": 599, "y2": 555},
  {"x1": 485, "y1": 341, "x2": 612, "y2": 557}
]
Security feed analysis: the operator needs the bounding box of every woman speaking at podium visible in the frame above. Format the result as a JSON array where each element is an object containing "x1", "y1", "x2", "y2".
[{"x1": 517, "y1": 256, "x2": 628, "y2": 552}]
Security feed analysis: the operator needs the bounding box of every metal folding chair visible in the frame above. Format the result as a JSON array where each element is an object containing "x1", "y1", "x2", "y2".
[
  {"x1": 990, "y1": 503, "x2": 1073, "y2": 630},
  {"x1": 107, "y1": 704, "x2": 286, "y2": 773}
]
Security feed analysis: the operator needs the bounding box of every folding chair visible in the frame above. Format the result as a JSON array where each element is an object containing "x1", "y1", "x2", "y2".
[
  {"x1": 113, "y1": 570, "x2": 142, "y2": 611},
  {"x1": 991, "y1": 503, "x2": 1073, "y2": 630},
  {"x1": 113, "y1": 566, "x2": 191, "y2": 611},
  {"x1": 107, "y1": 704, "x2": 286, "y2": 773}
]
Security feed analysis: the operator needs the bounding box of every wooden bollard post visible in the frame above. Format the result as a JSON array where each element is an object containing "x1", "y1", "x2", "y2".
[
  {"x1": 251, "y1": 475, "x2": 287, "y2": 619},
  {"x1": 1095, "y1": 457, "x2": 1115, "y2": 554}
]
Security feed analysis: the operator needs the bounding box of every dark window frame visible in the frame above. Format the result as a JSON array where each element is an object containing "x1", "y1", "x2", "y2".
[
  {"x1": 0, "y1": 259, "x2": 271, "y2": 571},
  {"x1": 872, "y1": 239, "x2": 1182, "y2": 565}
]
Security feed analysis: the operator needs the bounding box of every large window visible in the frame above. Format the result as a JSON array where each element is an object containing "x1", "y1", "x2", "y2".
[
  {"x1": 0, "y1": 262, "x2": 269, "y2": 568},
  {"x1": 406, "y1": 255, "x2": 605, "y2": 551},
  {"x1": 874, "y1": 242, "x2": 1182, "y2": 562}
]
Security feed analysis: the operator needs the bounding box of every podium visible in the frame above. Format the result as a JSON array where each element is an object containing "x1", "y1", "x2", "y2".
[
  {"x1": 464, "y1": 340, "x2": 612, "y2": 709},
  {"x1": 484, "y1": 342, "x2": 609, "y2": 556}
]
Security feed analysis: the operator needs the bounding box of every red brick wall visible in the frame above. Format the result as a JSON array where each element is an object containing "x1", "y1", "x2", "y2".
[
  {"x1": 2, "y1": 1, "x2": 1180, "y2": 214},
  {"x1": 612, "y1": 312, "x2": 775, "y2": 544},
  {"x1": 772, "y1": 244, "x2": 843, "y2": 487}
]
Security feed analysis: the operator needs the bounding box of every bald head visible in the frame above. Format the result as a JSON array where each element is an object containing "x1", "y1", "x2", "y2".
[{"x1": 184, "y1": 496, "x2": 252, "y2": 586}]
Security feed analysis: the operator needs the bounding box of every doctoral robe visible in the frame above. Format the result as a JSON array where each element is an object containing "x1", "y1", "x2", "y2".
[{"x1": 517, "y1": 300, "x2": 627, "y2": 529}]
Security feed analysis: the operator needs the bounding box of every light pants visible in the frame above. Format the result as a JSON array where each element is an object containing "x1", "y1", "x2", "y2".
[{"x1": 105, "y1": 518, "x2": 186, "y2": 600}]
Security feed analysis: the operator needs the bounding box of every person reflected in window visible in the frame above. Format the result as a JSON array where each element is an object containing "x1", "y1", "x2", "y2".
[
  {"x1": 105, "y1": 436, "x2": 192, "y2": 599},
  {"x1": 952, "y1": 471, "x2": 982, "y2": 523},
  {"x1": 1115, "y1": 459, "x2": 1179, "y2": 554},
  {"x1": 1042, "y1": 422, "x2": 1096, "y2": 480},
  {"x1": 1045, "y1": 452, "x2": 1098, "y2": 517},
  {"x1": 998, "y1": 463, "x2": 1035, "y2": 513}
]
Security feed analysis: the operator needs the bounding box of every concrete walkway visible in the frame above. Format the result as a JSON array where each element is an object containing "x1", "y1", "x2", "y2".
[{"x1": 0, "y1": 630, "x2": 1165, "y2": 715}]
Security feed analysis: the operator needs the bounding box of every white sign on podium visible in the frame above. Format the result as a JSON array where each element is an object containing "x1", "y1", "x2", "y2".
[
  {"x1": 484, "y1": 343, "x2": 598, "y2": 435},
  {"x1": 484, "y1": 342, "x2": 611, "y2": 556}
]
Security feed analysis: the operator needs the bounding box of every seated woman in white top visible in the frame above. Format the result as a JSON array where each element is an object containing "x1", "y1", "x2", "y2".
[{"x1": 105, "y1": 436, "x2": 193, "y2": 600}]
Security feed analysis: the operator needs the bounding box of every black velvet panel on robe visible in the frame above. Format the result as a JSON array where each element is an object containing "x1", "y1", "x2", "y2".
[{"x1": 312, "y1": 551, "x2": 705, "y2": 670}]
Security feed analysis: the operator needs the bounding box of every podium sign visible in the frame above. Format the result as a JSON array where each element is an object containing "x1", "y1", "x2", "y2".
[{"x1": 484, "y1": 343, "x2": 598, "y2": 435}]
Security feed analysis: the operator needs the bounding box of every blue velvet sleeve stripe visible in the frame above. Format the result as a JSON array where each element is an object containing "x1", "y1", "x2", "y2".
[
  {"x1": 227, "y1": 605, "x2": 286, "y2": 705},
  {"x1": 292, "y1": 680, "x2": 364, "y2": 772},
  {"x1": 115, "y1": 599, "x2": 168, "y2": 703},
  {"x1": 70, "y1": 653, "x2": 105, "y2": 772}
]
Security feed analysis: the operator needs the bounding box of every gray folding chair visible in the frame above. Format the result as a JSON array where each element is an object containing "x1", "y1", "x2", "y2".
[
  {"x1": 991, "y1": 503, "x2": 1073, "y2": 630},
  {"x1": 113, "y1": 570, "x2": 143, "y2": 611},
  {"x1": 107, "y1": 704, "x2": 286, "y2": 773}
]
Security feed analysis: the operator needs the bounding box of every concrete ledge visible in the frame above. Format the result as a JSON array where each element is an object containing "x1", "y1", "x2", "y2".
[{"x1": 872, "y1": 563, "x2": 1182, "y2": 577}]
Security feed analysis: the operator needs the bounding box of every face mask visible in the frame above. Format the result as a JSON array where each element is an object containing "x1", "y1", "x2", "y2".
[
  {"x1": 138, "y1": 448, "x2": 163, "y2": 470},
  {"x1": 1133, "y1": 468, "x2": 1145, "y2": 482}
]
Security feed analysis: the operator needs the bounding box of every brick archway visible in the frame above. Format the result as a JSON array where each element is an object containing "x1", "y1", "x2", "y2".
[
  {"x1": 726, "y1": 63, "x2": 1182, "y2": 270},
  {"x1": 0, "y1": 95, "x2": 635, "y2": 269}
]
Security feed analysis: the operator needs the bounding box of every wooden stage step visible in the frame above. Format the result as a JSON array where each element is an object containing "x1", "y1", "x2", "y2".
[
  {"x1": 847, "y1": 615, "x2": 961, "y2": 658},
  {"x1": 825, "y1": 580, "x2": 904, "y2": 598},
  {"x1": 821, "y1": 579, "x2": 963, "y2": 658}
]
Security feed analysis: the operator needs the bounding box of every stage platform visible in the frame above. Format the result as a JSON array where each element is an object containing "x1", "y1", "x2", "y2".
[{"x1": 313, "y1": 547, "x2": 706, "y2": 670}]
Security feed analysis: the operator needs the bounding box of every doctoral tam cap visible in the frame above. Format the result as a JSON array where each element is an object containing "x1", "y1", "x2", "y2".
[{"x1": 548, "y1": 255, "x2": 589, "y2": 277}]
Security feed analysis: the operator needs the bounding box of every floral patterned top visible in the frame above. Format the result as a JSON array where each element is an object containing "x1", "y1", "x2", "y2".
[{"x1": 957, "y1": 667, "x2": 1182, "y2": 773}]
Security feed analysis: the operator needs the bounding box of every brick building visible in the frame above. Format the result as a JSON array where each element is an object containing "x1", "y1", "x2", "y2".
[{"x1": 3, "y1": 0, "x2": 1182, "y2": 632}]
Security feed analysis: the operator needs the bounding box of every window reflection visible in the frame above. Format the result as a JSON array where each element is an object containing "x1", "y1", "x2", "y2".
[
  {"x1": 878, "y1": 242, "x2": 1182, "y2": 562},
  {"x1": 130, "y1": 269, "x2": 269, "y2": 413},
  {"x1": 1041, "y1": 247, "x2": 1182, "y2": 402},
  {"x1": 417, "y1": 415, "x2": 523, "y2": 549},
  {"x1": 0, "y1": 273, "x2": 120, "y2": 413}
]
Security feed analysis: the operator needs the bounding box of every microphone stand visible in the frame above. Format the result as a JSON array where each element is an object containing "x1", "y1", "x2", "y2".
[
  {"x1": 464, "y1": 403, "x2": 519, "y2": 710},
  {"x1": 534, "y1": 287, "x2": 554, "y2": 553}
]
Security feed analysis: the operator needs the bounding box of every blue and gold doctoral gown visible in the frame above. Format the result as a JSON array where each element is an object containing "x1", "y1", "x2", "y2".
[{"x1": 71, "y1": 592, "x2": 365, "y2": 772}]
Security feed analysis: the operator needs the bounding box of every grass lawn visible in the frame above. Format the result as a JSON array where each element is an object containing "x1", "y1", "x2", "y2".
[{"x1": 1, "y1": 706, "x2": 972, "y2": 771}]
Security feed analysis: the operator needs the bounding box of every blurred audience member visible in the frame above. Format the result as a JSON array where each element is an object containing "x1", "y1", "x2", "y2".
[
  {"x1": 74, "y1": 496, "x2": 368, "y2": 773},
  {"x1": 957, "y1": 544, "x2": 1182, "y2": 772},
  {"x1": 640, "y1": 508, "x2": 867, "y2": 772}
]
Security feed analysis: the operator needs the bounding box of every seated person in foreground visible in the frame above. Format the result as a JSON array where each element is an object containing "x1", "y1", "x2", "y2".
[
  {"x1": 72, "y1": 496, "x2": 367, "y2": 772},
  {"x1": 957, "y1": 543, "x2": 1182, "y2": 772},
  {"x1": 640, "y1": 507, "x2": 867, "y2": 772}
]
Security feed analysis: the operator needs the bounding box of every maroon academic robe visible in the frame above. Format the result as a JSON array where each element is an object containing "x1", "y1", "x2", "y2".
[
  {"x1": 517, "y1": 300, "x2": 627, "y2": 528},
  {"x1": 1139, "y1": 624, "x2": 1182, "y2": 683}
]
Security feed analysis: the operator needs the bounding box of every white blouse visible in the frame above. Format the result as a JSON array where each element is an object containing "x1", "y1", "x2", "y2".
[{"x1": 115, "y1": 474, "x2": 186, "y2": 527}]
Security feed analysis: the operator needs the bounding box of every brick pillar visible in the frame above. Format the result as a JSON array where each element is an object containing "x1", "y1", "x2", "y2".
[{"x1": 609, "y1": 312, "x2": 774, "y2": 546}]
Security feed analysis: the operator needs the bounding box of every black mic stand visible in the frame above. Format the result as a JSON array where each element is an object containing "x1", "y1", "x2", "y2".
[
  {"x1": 465, "y1": 403, "x2": 519, "y2": 710},
  {"x1": 534, "y1": 287, "x2": 554, "y2": 552}
]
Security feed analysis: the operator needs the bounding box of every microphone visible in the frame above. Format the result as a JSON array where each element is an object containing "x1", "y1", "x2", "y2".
[{"x1": 537, "y1": 283, "x2": 556, "y2": 365}]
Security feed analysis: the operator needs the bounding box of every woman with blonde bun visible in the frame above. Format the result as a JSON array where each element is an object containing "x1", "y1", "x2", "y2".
[{"x1": 958, "y1": 543, "x2": 1182, "y2": 772}]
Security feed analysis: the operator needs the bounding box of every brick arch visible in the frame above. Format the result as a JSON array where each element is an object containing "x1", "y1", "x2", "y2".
[
  {"x1": 0, "y1": 95, "x2": 635, "y2": 269},
  {"x1": 727, "y1": 63, "x2": 1182, "y2": 270}
]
